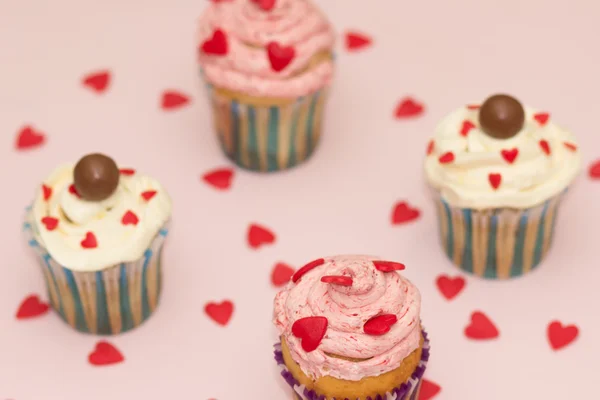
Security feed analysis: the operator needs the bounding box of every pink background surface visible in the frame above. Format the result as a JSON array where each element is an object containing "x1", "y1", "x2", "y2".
[{"x1": 0, "y1": 0, "x2": 597, "y2": 399}]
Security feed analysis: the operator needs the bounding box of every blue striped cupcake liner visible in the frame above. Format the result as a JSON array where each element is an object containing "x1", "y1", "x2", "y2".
[
  {"x1": 433, "y1": 191, "x2": 566, "y2": 279},
  {"x1": 206, "y1": 84, "x2": 329, "y2": 172},
  {"x1": 275, "y1": 329, "x2": 430, "y2": 400},
  {"x1": 23, "y1": 211, "x2": 169, "y2": 335}
]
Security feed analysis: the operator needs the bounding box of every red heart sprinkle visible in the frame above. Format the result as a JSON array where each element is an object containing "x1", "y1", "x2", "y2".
[
  {"x1": 82, "y1": 70, "x2": 111, "y2": 93},
  {"x1": 438, "y1": 152, "x2": 455, "y2": 164},
  {"x1": 271, "y1": 262, "x2": 295, "y2": 287},
  {"x1": 292, "y1": 258, "x2": 325, "y2": 283},
  {"x1": 426, "y1": 140, "x2": 434, "y2": 155},
  {"x1": 121, "y1": 210, "x2": 139, "y2": 226},
  {"x1": 589, "y1": 160, "x2": 600, "y2": 179},
  {"x1": 394, "y1": 97, "x2": 424, "y2": 119},
  {"x1": 15, "y1": 294, "x2": 50, "y2": 319},
  {"x1": 201, "y1": 29, "x2": 229, "y2": 56},
  {"x1": 81, "y1": 232, "x2": 98, "y2": 249},
  {"x1": 373, "y1": 260, "x2": 406, "y2": 272},
  {"x1": 466, "y1": 104, "x2": 480, "y2": 110},
  {"x1": 539, "y1": 139, "x2": 551, "y2": 155},
  {"x1": 119, "y1": 168, "x2": 136, "y2": 176},
  {"x1": 42, "y1": 184, "x2": 52, "y2": 201},
  {"x1": 15, "y1": 126, "x2": 46, "y2": 150},
  {"x1": 547, "y1": 321, "x2": 579, "y2": 350},
  {"x1": 488, "y1": 173, "x2": 502, "y2": 190},
  {"x1": 419, "y1": 379, "x2": 442, "y2": 400},
  {"x1": 344, "y1": 31, "x2": 373, "y2": 51},
  {"x1": 41, "y1": 216, "x2": 59, "y2": 231},
  {"x1": 563, "y1": 142, "x2": 577, "y2": 151},
  {"x1": 391, "y1": 201, "x2": 421, "y2": 225},
  {"x1": 267, "y1": 42, "x2": 295, "y2": 72},
  {"x1": 500, "y1": 148, "x2": 519, "y2": 164},
  {"x1": 464, "y1": 311, "x2": 499, "y2": 340},
  {"x1": 320, "y1": 275, "x2": 353, "y2": 286},
  {"x1": 533, "y1": 112, "x2": 550, "y2": 126},
  {"x1": 435, "y1": 275, "x2": 466, "y2": 300},
  {"x1": 202, "y1": 168, "x2": 234, "y2": 190},
  {"x1": 141, "y1": 190, "x2": 157, "y2": 201},
  {"x1": 247, "y1": 224, "x2": 276, "y2": 249},
  {"x1": 251, "y1": 0, "x2": 276, "y2": 11},
  {"x1": 363, "y1": 314, "x2": 398, "y2": 336},
  {"x1": 161, "y1": 91, "x2": 190, "y2": 110},
  {"x1": 205, "y1": 300, "x2": 234, "y2": 326},
  {"x1": 88, "y1": 341, "x2": 124, "y2": 366},
  {"x1": 68, "y1": 184, "x2": 81, "y2": 198},
  {"x1": 292, "y1": 316, "x2": 328, "y2": 352},
  {"x1": 460, "y1": 120, "x2": 476, "y2": 137}
]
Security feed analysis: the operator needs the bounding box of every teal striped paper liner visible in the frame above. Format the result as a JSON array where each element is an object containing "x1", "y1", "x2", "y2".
[{"x1": 23, "y1": 210, "x2": 169, "y2": 335}]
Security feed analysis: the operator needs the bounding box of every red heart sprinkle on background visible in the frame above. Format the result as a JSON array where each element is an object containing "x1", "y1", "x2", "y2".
[
  {"x1": 120, "y1": 168, "x2": 136, "y2": 176},
  {"x1": 201, "y1": 29, "x2": 228, "y2": 56},
  {"x1": 464, "y1": 311, "x2": 499, "y2": 340},
  {"x1": 547, "y1": 321, "x2": 579, "y2": 350},
  {"x1": 436, "y1": 275, "x2": 466, "y2": 300},
  {"x1": 539, "y1": 139, "x2": 551, "y2": 155},
  {"x1": 373, "y1": 260, "x2": 405, "y2": 272},
  {"x1": 121, "y1": 210, "x2": 139, "y2": 226},
  {"x1": 161, "y1": 91, "x2": 190, "y2": 110},
  {"x1": 488, "y1": 173, "x2": 502, "y2": 190},
  {"x1": 292, "y1": 316, "x2": 328, "y2": 352},
  {"x1": 271, "y1": 262, "x2": 295, "y2": 287},
  {"x1": 251, "y1": 0, "x2": 276, "y2": 11},
  {"x1": 533, "y1": 112, "x2": 550, "y2": 126},
  {"x1": 15, "y1": 294, "x2": 50, "y2": 319},
  {"x1": 419, "y1": 379, "x2": 442, "y2": 400},
  {"x1": 42, "y1": 184, "x2": 52, "y2": 200},
  {"x1": 466, "y1": 104, "x2": 480, "y2": 110},
  {"x1": 205, "y1": 300, "x2": 234, "y2": 326},
  {"x1": 501, "y1": 148, "x2": 519, "y2": 164},
  {"x1": 460, "y1": 120, "x2": 476, "y2": 136},
  {"x1": 588, "y1": 160, "x2": 600, "y2": 179},
  {"x1": 394, "y1": 98, "x2": 424, "y2": 119},
  {"x1": 321, "y1": 275, "x2": 353, "y2": 286},
  {"x1": 344, "y1": 31, "x2": 373, "y2": 51},
  {"x1": 438, "y1": 152, "x2": 454, "y2": 164},
  {"x1": 15, "y1": 126, "x2": 46, "y2": 150},
  {"x1": 563, "y1": 142, "x2": 577, "y2": 151},
  {"x1": 247, "y1": 224, "x2": 276, "y2": 249},
  {"x1": 426, "y1": 140, "x2": 434, "y2": 155},
  {"x1": 82, "y1": 70, "x2": 111, "y2": 93},
  {"x1": 202, "y1": 168, "x2": 234, "y2": 190},
  {"x1": 267, "y1": 42, "x2": 295, "y2": 72},
  {"x1": 292, "y1": 258, "x2": 325, "y2": 283},
  {"x1": 69, "y1": 184, "x2": 81, "y2": 198},
  {"x1": 363, "y1": 314, "x2": 398, "y2": 335},
  {"x1": 141, "y1": 190, "x2": 157, "y2": 201},
  {"x1": 88, "y1": 341, "x2": 124, "y2": 366},
  {"x1": 81, "y1": 232, "x2": 98, "y2": 249},
  {"x1": 41, "y1": 216, "x2": 59, "y2": 231},
  {"x1": 391, "y1": 201, "x2": 421, "y2": 225}
]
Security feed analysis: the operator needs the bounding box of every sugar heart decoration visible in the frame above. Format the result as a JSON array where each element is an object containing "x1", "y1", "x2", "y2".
[
  {"x1": 464, "y1": 311, "x2": 499, "y2": 340},
  {"x1": 488, "y1": 173, "x2": 502, "y2": 190},
  {"x1": 292, "y1": 316, "x2": 328, "y2": 352},
  {"x1": 564, "y1": 142, "x2": 577, "y2": 151},
  {"x1": 205, "y1": 300, "x2": 234, "y2": 326},
  {"x1": 251, "y1": 0, "x2": 276, "y2": 11},
  {"x1": 466, "y1": 104, "x2": 480, "y2": 110},
  {"x1": 202, "y1": 168, "x2": 234, "y2": 190},
  {"x1": 15, "y1": 294, "x2": 50, "y2": 319},
  {"x1": 435, "y1": 275, "x2": 466, "y2": 300},
  {"x1": 121, "y1": 210, "x2": 139, "y2": 226},
  {"x1": 539, "y1": 139, "x2": 551, "y2": 155},
  {"x1": 363, "y1": 314, "x2": 398, "y2": 336},
  {"x1": 533, "y1": 112, "x2": 550, "y2": 126},
  {"x1": 320, "y1": 275, "x2": 353, "y2": 286},
  {"x1": 501, "y1": 148, "x2": 519, "y2": 164},
  {"x1": 547, "y1": 321, "x2": 579, "y2": 350},
  {"x1": 460, "y1": 120, "x2": 476, "y2": 136},
  {"x1": 119, "y1": 168, "x2": 136, "y2": 176},
  {"x1": 426, "y1": 140, "x2": 434, "y2": 155},
  {"x1": 588, "y1": 160, "x2": 600, "y2": 179},
  {"x1": 391, "y1": 201, "x2": 421, "y2": 225},
  {"x1": 88, "y1": 341, "x2": 124, "y2": 366},
  {"x1": 419, "y1": 379, "x2": 442, "y2": 400},
  {"x1": 41, "y1": 216, "x2": 59, "y2": 231},
  {"x1": 271, "y1": 262, "x2": 295, "y2": 287},
  {"x1": 42, "y1": 184, "x2": 52, "y2": 200},
  {"x1": 15, "y1": 126, "x2": 46, "y2": 150},
  {"x1": 344, "y1": 31, "x2": 373, "y2": 51},
  {"x1": 439, "y1": 152, "x2": 454, "y2": 164},
  {"x1": 161, "y1": 91, "x2": 190, "y2": 110},
  {"x1": 267, "y1": 42, "x2": 295, "y2": 72},
  {"x1": 82, "y1": 70, "x2": 111, "y2": 93},
  {"x1": 141, "y1": 190, "x2": 157, "y2": 201},
  {"x1": 394, "y1": 98, "x2": 424, "y2": 119},
  {"x1": 247, "y1": 224, "x2": 276, "y2": 249},
  {"x1": 201, "y1": 29, "x2": 228, "y2": 55},
  {"x1": 68, "y1": 184, "x2": 81, "y2": 198},
  {"x1": 81, "y1": 232, "x2": 98, "y2": 249},
  {"x1": 373, "y1": 260, "x2": 406, "y2": 272},
  {"x1": 292, "y1": 258, "x2": 325, "y2": 283}
]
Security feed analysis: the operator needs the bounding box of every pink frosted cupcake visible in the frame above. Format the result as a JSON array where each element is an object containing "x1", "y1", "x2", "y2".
[{"x1": 198, "y1": 0, "x2": 335, "y2": 172}]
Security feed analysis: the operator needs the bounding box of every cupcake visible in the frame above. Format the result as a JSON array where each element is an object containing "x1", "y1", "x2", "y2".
[
  {"x1": 425, "y1": 94, "x2": 581, "y2": 279},
  {"x1": 23, "y1": 153, "x2": 172, "y2": 334},
  {"x1": 273, "y1": 255, "x2": 429, "y2": 400},
  {"x1": 198, "y1": 0, "x2": 335, "y2": 172}
]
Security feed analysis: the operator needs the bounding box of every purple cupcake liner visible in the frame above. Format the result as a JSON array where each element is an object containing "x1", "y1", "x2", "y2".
[{"x1": 274, "y1": 329, "x2": 430, "y2": 400}]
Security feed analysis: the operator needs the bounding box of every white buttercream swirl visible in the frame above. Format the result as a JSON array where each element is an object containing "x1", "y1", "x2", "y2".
[{"x1": 424, "y1": 105, "x2": 581, "y2": 209}]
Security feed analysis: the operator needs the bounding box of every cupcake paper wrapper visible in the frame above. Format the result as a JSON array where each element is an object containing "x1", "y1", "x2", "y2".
[
  {"x1": 274, "y1": 329, "x2": 430, "y2": 400},
  {"x1": 23, "y1": 211, "x2": 169, "y2": 335},
  {"x1": 434, "y1": 191, "x2": 565, "y2": 279},
  {"x1": 205, "y1": 83, "x2": 329, "y2": 172}
]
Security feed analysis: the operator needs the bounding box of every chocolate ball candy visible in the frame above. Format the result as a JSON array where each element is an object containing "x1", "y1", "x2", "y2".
[
  {"x1": 73, "y1": 153, "x2": 120, "y2": 201},
  {"x1": 478, "y1": 94, "x2": 526, "y2": 139}
]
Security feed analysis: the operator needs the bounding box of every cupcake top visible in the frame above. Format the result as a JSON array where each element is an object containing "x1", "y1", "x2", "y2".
[
  {"x1": 273, "y1": 255, "x2": 421, "y2": 381},
  {"x1": 424, "y1": 94, "x2": 581, "y2": 209},
  {"x1": 30, "y1": 153, "x2": 172, "y2": 271},
  {"x1": 198, "y1": 0, "x2": 335, "y2": 99}
]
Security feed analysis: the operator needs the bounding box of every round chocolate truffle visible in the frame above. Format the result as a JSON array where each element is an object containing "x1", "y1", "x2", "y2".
[
  {"x1": 478, "y1": 94, "x2": 525, "y2": 139},
  {"x1": 73, "y1": 153, "x2": 120, "y2": 201}
]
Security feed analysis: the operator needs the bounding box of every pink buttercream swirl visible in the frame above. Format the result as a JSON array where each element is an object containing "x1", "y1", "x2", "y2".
[
  {"x1": 198, "y1": 0, "x2": 335, "y2": 98},
  {"x1": 273, "y1": 255, "x2": 422, "y2": 381}
]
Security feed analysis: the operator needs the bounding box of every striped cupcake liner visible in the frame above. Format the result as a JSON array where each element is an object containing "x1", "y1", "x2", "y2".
[
  {"x1": 207, "y1": 86, "x2": 329, "y2": 172},
  {"x1": 433, "y1": 192, "x2": 565, "y2": 279},
  {"x1": 23, "y1": 212, "x2": 168, "y2": 335},
  {"x1": 275, "y1": 329, "x2": 430, "y2": 400}
]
